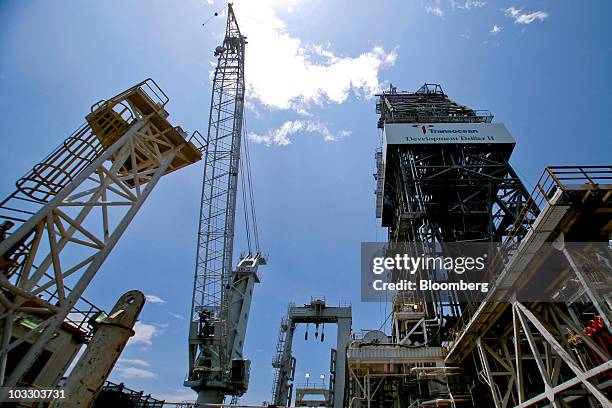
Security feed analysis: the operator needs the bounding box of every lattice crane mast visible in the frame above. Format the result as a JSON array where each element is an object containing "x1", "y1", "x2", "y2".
[{"x1": 185, "y1": 4, "x2": 264, "y2": 405}]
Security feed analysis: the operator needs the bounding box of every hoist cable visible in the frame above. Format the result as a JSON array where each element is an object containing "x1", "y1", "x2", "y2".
[{"x1": 242, "y1": 113, "x2": 261, "y2": 253}]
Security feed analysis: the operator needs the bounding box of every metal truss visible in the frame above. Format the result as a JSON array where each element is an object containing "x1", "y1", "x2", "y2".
[
  {"x1": 476, "y1": 302, "x2": 611, "y2": 407},
  {"x1": 272, "y1": 313, "x2": 296, "y2": 407},
  {"x1": 0, "y1": 80, "x2": 200, "y2": 398},
  {"x1": 376, "y1": 83, "x2": 493, "y2": 129},
  {"x1": 379, "y1": 98, "x2": 536, "y2": 347},
  {"x1": 384, "y1": 144, "x2": 534, "y2": 244},
  {"x1": 363, "y1": 84, "x2": 541, "y2": 407},
  {"x1": 469, "y1": 167, "x2": 612, "y2": 407},
  {"x1": 366, "y1": 83, "x2": 611, "y2": 408},
  {"x1": 271, "y1": 299, "x2": 352, "y2": 408},
  {"x1": 347, "y1": 372, "x2": 406, "y2": 408},
  {"x1": 188, "y1": 3, "x2": 246, "y2": 383}
]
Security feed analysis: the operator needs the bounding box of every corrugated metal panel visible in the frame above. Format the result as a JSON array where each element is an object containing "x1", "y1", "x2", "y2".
[{"x1": 347, "y1": 346, "x2": 445, "y2": 365}]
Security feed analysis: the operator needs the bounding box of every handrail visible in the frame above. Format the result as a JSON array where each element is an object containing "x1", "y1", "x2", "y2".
[
  {"x1": 188, "y1": 130, "x2": 207, "y2": 153},
  {"x1": 504, "y1": 165, "x2": 612, "y2": 248},
  {"x1": 90, "y1": 78, "x2": 170, "y2": 113}
]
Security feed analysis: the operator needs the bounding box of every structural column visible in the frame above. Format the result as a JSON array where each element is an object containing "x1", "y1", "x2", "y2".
[{"x1": 53, "y1": 290, "x2": 145, "y2": 408}]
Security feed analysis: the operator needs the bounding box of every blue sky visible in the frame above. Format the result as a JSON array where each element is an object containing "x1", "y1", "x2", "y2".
[{"x1": 1, "y1": 0, "x2": 611, "y2": 404}]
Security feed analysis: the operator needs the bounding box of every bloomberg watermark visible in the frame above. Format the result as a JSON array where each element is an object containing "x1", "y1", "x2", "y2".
[{"x1": 361, "y1": 242, "x2": 612, "y2": 302}]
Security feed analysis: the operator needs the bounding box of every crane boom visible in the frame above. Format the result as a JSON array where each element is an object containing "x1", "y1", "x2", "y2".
[{"x1": 186, "y1": 4, "x2": 264, "y2": 404}]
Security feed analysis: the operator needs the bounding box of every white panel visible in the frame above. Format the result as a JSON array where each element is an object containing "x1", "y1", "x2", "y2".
[{"x1": 384, "y1": 123, "x2": 516, "y2": 145}]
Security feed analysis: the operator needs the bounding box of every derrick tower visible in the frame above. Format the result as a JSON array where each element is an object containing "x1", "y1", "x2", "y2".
[
  {"x1": 347, "y1": 83, "x2": 536, "y2": 406},
  {"x1": 186, "y1": 4, "x2": 264, "y2": 404},
  {"x1": 376, "y1": 83, "x2": 532, "y2": 244},
  {"x1": 347, "y1": 83, "x2": 612, "y2": 407},
  {"x1": 375, "y1": 84, "x2": 534, "y2": 324}
]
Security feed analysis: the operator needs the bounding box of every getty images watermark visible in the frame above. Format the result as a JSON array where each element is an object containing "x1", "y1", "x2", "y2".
[
  {"x1": 371, "y1": 251, "x2": 489, "y2": 293},
  {"x1": 360, "y1": 242, "x2": 612, "y2": 302}
]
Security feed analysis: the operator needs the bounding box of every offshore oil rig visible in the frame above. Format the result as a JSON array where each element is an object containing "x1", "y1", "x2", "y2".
[
  {"x1": 268, "y1": 84, "x2": 612, "y2": 408},
  {"x1": 343, "y1": 84, "x2": 612, "y2": 407},
  {"x1": 0, "y1": 3, "x2": 610, "y2": 408}
]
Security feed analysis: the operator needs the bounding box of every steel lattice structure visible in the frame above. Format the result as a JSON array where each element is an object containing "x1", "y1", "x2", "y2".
[
  {"x1": 347, "y1": 83, "x2": 538, "y2": 407},
  {"x1": 346, "y1": 84, "x2": 612, "y2": 407},
  {"x1": 377, "y1": 84, "x2": 535, "y2": 314},
  {"x1": 377, "y1": 84, "x2": 533, "y2": 244},
  {"x1": 0, "y1": 79, "x2": 201, "y2": 400},
  {"x1": 187, "y1": 4, "x2": 259, "y2": 404},
  {"x1": 190, "y1": 4, "x2": 245, "y2": 321}
]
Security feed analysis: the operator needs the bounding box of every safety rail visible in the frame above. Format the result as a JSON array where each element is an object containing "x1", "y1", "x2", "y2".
[
  {"x1": 188, "y1": 130, "x2": 207, "y2": 153},
  {"x1": 65, "y1": 294, "x2": 104, "y2": 341},
  {"x1": 140, "y1": 78, "x2": 170, "y2": 107},
  {"x1": 90, "y1": 78, "x2": 170, "y2": 113},
  {"x1": 95, "y1": 380, "x2": 165, "y2": 407},
  {"x1": 296, "y1": 382, "x2": 328, "y2": 388},
  {"x1": 272, "y1": 316, "x2": 288, "y2": 367},
  {"x1": 504, "y1": 165, "x2": 612, "y2": 248},
  {"x1": 376, "y1": 112, "x2": 493, "y2": 125},
  {"x1": 351, "y1": 330, "x2": 381, "y2": 342},
  {"x1": 447, "y1": 165, "x2": 612, "y2": 352}
]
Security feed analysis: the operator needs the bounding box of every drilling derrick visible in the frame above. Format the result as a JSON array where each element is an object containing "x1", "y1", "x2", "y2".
[
  {"x1": 347, "y1": 83, "x2": 537, "y2": 407},
  {"x1": 186, "y1": 4, "x2": 264, "y2": 404},
  {"x1": 346, "y1": 83, "x2": 612, "y2": 407}
]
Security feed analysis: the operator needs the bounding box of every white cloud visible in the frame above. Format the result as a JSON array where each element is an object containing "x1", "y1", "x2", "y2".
[
  {"x1": 451, "y1": 0, "x2": 486, "y2": 10},
  {"x1": 118, "y1": 358, "x2": 151, "y2": 367},
  {"x1": 169, "y1": 312, "x2": 186, "y2": 320},
  {"x1": 490, "y1": 25, "x2": 503, "y2": 35},
  {"x1": 128, "y1": 322, "x2": 161, "y2": 347},
  {"x1": 232, "y1": 0, "x2": 397, "y2": 112},
  {"x1": 145, "y1": 294, "x2": 165, "y2": 304},
  {"x1": 115, "y1": 366, "x2": 157, "y2": 379},
  {"x1": 155, "y1": 389, "x2": 197, "y2": 403},
  {"x1": 425, "y1": 5, "x2": 445, "y2": 17},
  {"x1": 248, "y1": 120, "x2": 351, "y2": 146},
  {"x1": 505, "y1": 7, "x2": 548, "y2": 24},
  {"x1": 115, "y1": 358, "x2": 156, "y2": 379}
]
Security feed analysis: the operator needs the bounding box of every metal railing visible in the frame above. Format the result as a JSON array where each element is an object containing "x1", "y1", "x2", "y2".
[
  {"x1": 296, "y1": 382, "x2": 328, "y2": 389},
  {"x1": 189, "y1": 130, "x2": 207, "y2": 153},
  {"x1": 504, "y1": 165, "x2": 612, "y2": 248},
  {"x1": 91, "y1": 78, "x2": 169, "y2": 113},
  {"x1": 95, "y1": 380, "x2": 165, "y2": 407}
]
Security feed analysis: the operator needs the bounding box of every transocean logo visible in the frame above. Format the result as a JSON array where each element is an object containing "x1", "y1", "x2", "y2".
[
  {"x1": 412, "y1": 124, "x2": 479, "y2": 134},
  {"x1": 417, "y1": 125, "x2": 434, "y2": 134}
]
